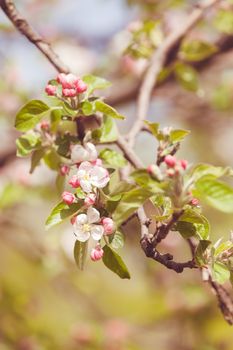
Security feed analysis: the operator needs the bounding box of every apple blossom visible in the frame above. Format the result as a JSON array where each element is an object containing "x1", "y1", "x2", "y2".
[
  {"x1": 69, "y1": 175, "x2": 80, "y2": 188},
  {"x1": 102, "y1": 217, "x2": 115, "y2": 235},
  {"x1": 76, "y1": 161, "x2": 110, "y2": 193},
  {"x1": 62, "y1": 191, "x2": 75, "y2": 205},
  {"x1": 73, "y1": 207, "x2": 104, "y2": 242},
  {"x1": 84, "y1": 193, "x2": 96, "y2": 206},
  {"x1": 60, "y1": 165, "x2": 70, "y2": 176},
  {"x1": 164, "y1": 155, "x2": 176, "y2": 167},
  {"x1": 45, "y1": 84, "x2": 57, "y2": 96},
  {"x1": 90, "y1": 244, "x2": 104, "y2": 262},
  {"x1": 57, "y1": 73, "x2": 79, "y2": 89},
  {"x1": 91, "y1": 158, "x2": 103, "y2": 166},
  {"x1": 71, "y1": 142, "x2": 97, "y2": 164}
]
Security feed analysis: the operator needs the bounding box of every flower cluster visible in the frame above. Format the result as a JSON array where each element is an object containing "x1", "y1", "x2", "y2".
[
  {"x1": 45, "y1": 73, "x2": 87, "y2": 98},
  {"x1": 61, "y1": 142, "x2": 115, "y2": 261}
]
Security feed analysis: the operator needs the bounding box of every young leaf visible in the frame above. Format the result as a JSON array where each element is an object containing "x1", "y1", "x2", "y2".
[
  {"x1": 110, "y1": 230, "x2": 125, "y2": 250},
  {"x1": 16, "y1": 133, "x2": 41, "y2": 157},
  {"x1": 82, "y1": 75, "x2": 111, "y2": 95},
  {"x1": 176, "y1": 221, "x2": 197, "y2": 239},
  {"x1": 195, "y1": 240, "x2": 211, "y2": 266},
  {"x1": 174, "y1": 62, "x2": 199, "y2": 91},
  {"x1": 95, "y1": 100, "x2": 125, "y2": 120},
  {"x1": 30, "y1": 148, "x2": 46, "y2": 173},
  {"x1": 81, "y1": 100, "x2": 95, "y2": 116},
  {"x1": 131, "y1": 169, "x2": 163, "y2": 192},
  {"x1": 74, "y1": 240, "x2": 88, "y2": 270},
  {"x1": 92, "y1": 115, "x2": 118, "y2": 143},
  {"x1": 194, "y1": 176, "x2": 233, "y2": 213},
  {"x1": 102, "y1": 245, "x2": 130, "y2": 279},
  {"x1": 15, "y1": 100, "x2": 50, "y2": 131},
  {"x1": 212, "y1": 262, "x2": 230, "y2": 284},
  {"x1": 45, "y1": 201, "x2": 82, "y2": 230},
  {"x1": 112, "y1": 188, "x2": 153, "y2": 227},
  {"x1": 180, "y1": 40, "x2": 217, "y2": 62},
  {"x1": 190, "y1": 163, "x2": 231, "y2": 182},
  {"x1": 144, "y1": 121, "x2": 163, "y2": 140},
  {"x1": 169, "y1": 128, "x2": 190, "y2": 143},
  {"x1": 99, "y1": 148, "x2": 127, "y2": 168},
  {"x1": 43, "y1": 149, "x2": 61, "y2": 170},
  {"x1": 179, "y1": 208, "x2": 210, "y2": 239}
]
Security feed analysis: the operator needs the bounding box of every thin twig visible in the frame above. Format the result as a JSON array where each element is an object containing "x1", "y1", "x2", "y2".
[{"x1": 127, "y1": 0, "x2": 222, "y2": 147}]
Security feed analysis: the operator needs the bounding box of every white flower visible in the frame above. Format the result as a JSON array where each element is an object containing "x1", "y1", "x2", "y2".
[
  {"x1": 71, "y1": 142, "x2": 97, "y2": 164},
  {"x1": 76, "y1": 161, "x2": 110, "y2": 193},
  {"x1": 73, "y1": 207, "x2": 104, "y2": 242}
]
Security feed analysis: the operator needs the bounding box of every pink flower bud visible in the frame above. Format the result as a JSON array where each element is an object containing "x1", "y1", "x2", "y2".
[
  {"x1": 91, "y1": 158, "x2": 103, "y2": 166},
  {"x1": 60, "y1": 165, "x2": 70, "y2": 176},
  {"x1": 57, "y1": 73, "x2": 79, "y2": 89},
  {"x1": 62, "y1": 88, "x2": 77, "y2": 97},
  {"x1": 40, "y1": 120, "x2": 50, "y2": 130},
  {"x1": 57, "y1": 73, "x2": 67, "y2": 85},
  {"x1": 76, "y1": 80, "x2": 87, "y2": 93},
  {"x1": 147, "y1": 164, "x2": 155, "y2": 174},
  {"x1": 102, "y1": 217, "x2": 115, "y2": 235},
  {"x1": 179, "y1": 159, "x2": 188, "y2": 170},
  {"x1": 45, "y1": 84, "x2": 57, "y2": 96},
  {"x1": 84, "y1": 193, "x2": 96, "y2": 206},
  {"x1": 69, "y1": 175, "x2": 80, "y2": 188},
  {"x1": 90, "y1": 245, "x2": 104, "y2": 262},
  {"x1": 164, "y1": 155, "x2": 176, "y2": 167},
  {"x1": 62, "y1": 191, "x2": 75, "y2": 205},
  {"x1": 70, "y1": 216, "x2": 77, "y2": 225},
  {"x1": 190, "y1": 198, "x2": 199, "y2": 206}
]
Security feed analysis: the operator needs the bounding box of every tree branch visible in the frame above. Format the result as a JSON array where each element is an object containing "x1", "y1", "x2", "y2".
[{"x1": 127, "y1": 0, "x2": 222, "y2": 147}]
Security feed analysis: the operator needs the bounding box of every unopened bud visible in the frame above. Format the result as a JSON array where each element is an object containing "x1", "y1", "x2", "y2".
[
  {"x1": 62, "y1": 191, "x2": 75, "y2": 205},
  {"x1": 90, "y1": 245, "x2": 104, "y2": 261}
]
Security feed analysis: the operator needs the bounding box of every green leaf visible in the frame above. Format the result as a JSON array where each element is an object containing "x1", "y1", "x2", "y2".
[
  {"x1": 174, "y1": 62, "x2": 199, "y2": 91},
  {"x1": 15, "y1": 100, "x2": 50, "y2": 131},
  {"x1": 110, "y1": 230, "x2": 125, "y2": 250},
  {"x1": 131, "y1": 169, "x2": 163, "y2": 192},
  {"x1": 45, "y1": 201, "x2": 82, "y2": 230},
  {"x1": 102, "y1": 245, "x2": 130, "y2": 279},
  {"x1": 169, "y1": 128, "x2": 190, "y2": 143},
  {"x1": 112, "y1": 188, "x2": 153, "y2": 227},
  {"x1": 74, "y1": 240, "x2": 88, "y2": 270},
  {"x1": 194, "y1": 176, "x2": 233, "y2": 213},
  {"x1": 179, "y1": 208, "x2": 210, "y2": 239},
  {"x1": 99, "y1": 148, "x2": 127, "y2": 168},
  {"x1": 212, "y1": 262, "x2": 230, "y2": 284},
  {"x1": 214, "y1": 240, "x2": 233, "y2": 257},
  {"x1": 176, "y1": 221, "x2": 197, "y2": 238},
  {"x1": 30, "y1": 148, "x2": 46, "y2": 173},
  {"x1": 43, "y1": 149, "x2": 61, "y2": 170},
  {"x1": 82, "y1": 74, "x2": 111, "y2": 95},
  {"x1": 16, "y1": 133, "x2": 41, "y2": 157},
  {"x1": 214, "y1": 10, "x2": 233, "y2": 34},
  {"x1": 92, "y1": 115, "x2": 118, "y2": 143},
  {"x1": 180, "y1": 40, "x2": 217, "y2": 62},
  {"x1": 195, "y1": 240, "x2": 211, "y2": 266},
  {"x1": 144, "y1": 121, "x2": 163, "y2": 140},
  {"x1": 81, "y1": 100, "x2": 95, "y2": 116},
  {"x1": 190, "y1": 163, "x2": 231, "y2": 182},
  {"x1": 95, "y1": 100, "x2": 125, "y2": 120}
]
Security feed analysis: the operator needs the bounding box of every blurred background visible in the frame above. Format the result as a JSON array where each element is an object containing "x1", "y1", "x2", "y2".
[{"x1": 1, "y1": 0, "x2": 233, "y2": 349}]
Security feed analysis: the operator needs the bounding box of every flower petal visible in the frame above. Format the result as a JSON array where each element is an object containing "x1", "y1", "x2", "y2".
[
  {"x1": 74, "y1": 229, "x2": 90, "y2": 242},
  {"x1": 71, "y1": 145, "x2": 88, "y2": 163},
  {"x1": 91, "y1": 224, "x2": 104, "y2": 241},
  {"x1": 85, "y1": 142, "x2": 97, "y2": 161},
  {"x1": 75, "y1": 213, "x2": 87, "y2": 225},
  {"x1": 87, "y1": 207, "x2": 100, "y2": 224},
  {"x1": 78, "y1": 161, "x2": 93, "y2": 171},
  {"x1": 90, "y1": 166, "x2": 110, "y2": 188},
  {"x1": 80, "y1": 179, "x2": 92, "y2": 193}
]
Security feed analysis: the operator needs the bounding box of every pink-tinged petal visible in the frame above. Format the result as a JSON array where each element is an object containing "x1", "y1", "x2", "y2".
[
  {"x1": 85, "y1": 142, "x2": 97, "y2": 161},
  {"x1": 90, "y1": 166, "x2": 109, "y2": 188},
  {"x1": 90, "y1": 225, "x2": 104, "y2": 240},
  {"x1": 80, "y1": 179, "x2": 92, "y2": 193},
  {"x1": 74, "y1": 230, "x2": 90, "y2": 242},
  {"x1": 75, "y1": 213, "x2": 87, "y2": 225},
  {"x1": 71, "y1": 145, "x2": 88, "y2": 163},
  {"x1": 87, "y1": 207, "x2": 100, "y2": 224},
  {"x1": 78, "y1": 161, "x2": 93, "y2": 171},
  {"x1": 94, "y1": 175, "x2": 110, "y2": 188}
]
